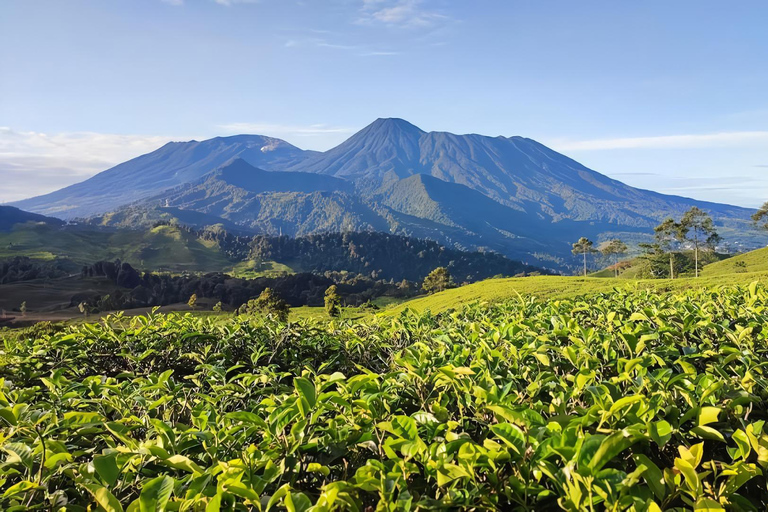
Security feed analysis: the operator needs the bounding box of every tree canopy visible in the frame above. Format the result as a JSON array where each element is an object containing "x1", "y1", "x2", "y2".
[{"x1": 422, "y1": 267, "x2": 453, "y2": 295}]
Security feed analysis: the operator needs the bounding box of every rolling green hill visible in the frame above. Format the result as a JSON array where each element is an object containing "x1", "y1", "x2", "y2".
[
  {"x1": 700, "y1": 246, "x2": 768, "y2": 276},
  {"x1": 385, "y1": 267, "x2": 768, "y2": 315},
  {"x1": 0, "y1": 223, "x2": 231, "y2": 272}
]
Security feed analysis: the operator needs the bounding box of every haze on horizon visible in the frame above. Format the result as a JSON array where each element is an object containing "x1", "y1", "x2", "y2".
[{"x1": 1, "y1": 0, "x2": 767, "y2": 207}]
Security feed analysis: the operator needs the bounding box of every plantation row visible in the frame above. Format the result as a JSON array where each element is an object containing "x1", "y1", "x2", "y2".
[{"x1": 1, "y1": 284, "x2": 768, "y2": 510}]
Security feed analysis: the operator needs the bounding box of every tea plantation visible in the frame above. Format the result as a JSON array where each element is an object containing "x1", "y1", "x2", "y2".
[{"x1": 1, "y1": 283, "x2": 767, "y2": 510}]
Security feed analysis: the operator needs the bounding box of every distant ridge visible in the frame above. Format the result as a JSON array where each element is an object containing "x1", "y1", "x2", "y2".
[
  {"x1": 0, "y1": 205, "x2": 64, "y2": 232},
  {"x1": 9, "y1": 118, "x2": 759, "y2": 269}
]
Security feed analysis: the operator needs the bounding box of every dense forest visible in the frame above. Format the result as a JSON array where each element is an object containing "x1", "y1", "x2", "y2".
[{"x1": 248, "y1": 231, "x2": 546, "y2": 282}]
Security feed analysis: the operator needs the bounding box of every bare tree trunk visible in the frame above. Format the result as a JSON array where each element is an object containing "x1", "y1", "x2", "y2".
[
  {"x1": 669, "y1": 253, "x2": 674, "y2": 280},
  {"x1": 694, "y1": 244, "x2": 699, "y2": 278},
  {"x1": 694, "y1": 230, "x2": 699, "y2": 278},
  {"x1": 583, "y1": 251, "x2": 587, "y2": 277}
]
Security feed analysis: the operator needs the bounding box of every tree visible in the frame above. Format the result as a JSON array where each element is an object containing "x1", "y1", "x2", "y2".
[
  {"x1": 20, "y1": 301, "x2": 27, "y2": 317},
  {"x1": 212, "y1": 301, "x2": 223, "y2": 313},
  {"x1": 255, "y1": 288, "x2": 289, "y2": 322},
  {"x1": 422, "y1": 267, "x2": 452, "y2": 294},
  {"x1": 654, "y1": 218, "x2": 683, "y2": 279},
  {"x1": 751, "y1": 202, "x2": 768, "y2": 252},
  {"x1": 237, "y1": 288, "x2": 290, "y2": 322},
  {"x1": 324, "y1": 285, "x2": 341, "y2": 318},
  {"x1": 680, "y1": 207, "x2": 720, "y2": 278},
  {"x1": 599, "y1": 239, "x2": 628, "y2": 277},
  {"x1": 187, "y1": 293, "x2": 198, "y2": 310},
  {"x1": 78, "y1": 302, "x2": 89, "y2": 318},
  {"x1": 572, "y1": 237, "x2": 597, "y2": 277}
]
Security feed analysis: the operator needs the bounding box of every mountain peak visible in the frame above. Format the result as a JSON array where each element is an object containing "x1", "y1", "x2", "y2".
[{"x1": 365, "y1": 117, "x2": 425, "y2": 135}]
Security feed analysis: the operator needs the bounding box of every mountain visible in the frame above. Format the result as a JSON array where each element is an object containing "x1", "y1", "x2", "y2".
[
  {"x1": 0, "y1": 206, "x2": 64, "y2": 232},
  {"x1": 8, "y1": 118, "x2": 760, "y2": 269},
  {"x1": 294, "y1": 118, "x2": 749, "y2": 227},
  {"x1": 11, "y1": 135, "x2": 315, "y2": 218}
]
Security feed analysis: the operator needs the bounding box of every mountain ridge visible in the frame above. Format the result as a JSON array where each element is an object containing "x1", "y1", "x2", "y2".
[{"x1": 7, "y1": 118, "x2": 760, "y2": 269}]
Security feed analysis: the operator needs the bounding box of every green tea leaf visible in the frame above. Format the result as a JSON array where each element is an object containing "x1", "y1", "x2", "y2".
[
  {"x1": 93, "y1": 453, "x2": 120, "y2": 487},
  {"x1": 139, "y1": 475, "x2": 174, "y2": 512}
]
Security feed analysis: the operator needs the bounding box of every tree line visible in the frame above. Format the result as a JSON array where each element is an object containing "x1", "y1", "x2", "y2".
[
  {"x1": 572, "y1": 206, "x2": 724, "y2": 278},
  {"x1": 0, "y1": 257, "x2": 69, "y2": 285},
  {"x1": 247, "y1": 231, "x2": 546, "y2": 282},
  {"x1": 77, "y1": 259, "x2": 424, "y2": 314}
]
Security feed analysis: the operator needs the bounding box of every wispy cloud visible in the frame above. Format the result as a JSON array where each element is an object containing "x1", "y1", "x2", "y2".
[
  {"x1": 755, "y1": 165, "x2": 768, "y2": 168},
  {"x1": 283, "y1": 36, "x2": 398, "y2": 57},
  {"x1": 217, "y1": 122, "x2": 354, "y2": 137},
  {"x1": 357, "y1": 0, "x2": 448, "y2": 28},
  {"x1": 160, "y1": 0, "x2": 184, "y2": 5},
  {"x1": 0, "y1": 128, "x2": 181, "y2": 203},
  {"x1": 552, "y1": 131, "x2": 768, "y2": 151}
]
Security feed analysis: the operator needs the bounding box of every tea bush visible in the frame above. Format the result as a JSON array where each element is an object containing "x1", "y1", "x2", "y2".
[{"x1": 1, "y1": 284, "x2": 768, "y2": 510}]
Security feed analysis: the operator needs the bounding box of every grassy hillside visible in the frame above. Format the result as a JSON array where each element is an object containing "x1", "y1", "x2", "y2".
[
  {"x1": 0, "y1": 223, "x2": 231, "y2": 272},
  {"x1": 700, "y1": 246, "x2": 768, "y2": 276},
  {"x1": 386, "y1": 268, "x2": 768, "y2": 315}
]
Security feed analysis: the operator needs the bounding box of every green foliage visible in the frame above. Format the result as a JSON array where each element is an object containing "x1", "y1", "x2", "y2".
[
  {"x1": 187, "y1": 293, "x2": 197, "y2": 310},
  {"x1": 422, "y1": 266, "x2": 453, "y2": 294},
  {"x1": 324, "y1": 285, "x2": 341, "y2": 318},
  {"x1": 238, "y1": 287, "x2": 290, "y2": 322},
  {"x1": 212, "y1": 301, "x2": 223, "y2": 313},
  {"x1": 2, "y1": 285, "x2": 768, "y2": 509}
]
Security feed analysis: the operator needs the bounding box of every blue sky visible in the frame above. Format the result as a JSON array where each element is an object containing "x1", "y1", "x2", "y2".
[{"x1": 1, "y1": 0, "x2": 767, "y2": 207}]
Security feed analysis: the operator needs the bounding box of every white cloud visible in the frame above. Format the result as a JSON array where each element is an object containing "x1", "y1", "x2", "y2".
[
  {"x1": 0, "y1": 128, "x2": 181, "y2": 203},
  {"x1": 551, "y1": 131, "x2": 768, "y2": 151},
  {"x1": 358, "y1": 0, "x2": 447, "y2": 28},
  {"x1": 217, "y1": 122, "x2": 354, "y2": 137}
]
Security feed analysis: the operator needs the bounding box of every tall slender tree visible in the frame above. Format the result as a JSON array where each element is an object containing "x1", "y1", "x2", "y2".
[
  {"x1": 654, "y1": 218, "x2": 682, "y2": 279},
  {"x1": 600, "y1": 239, "x2": 628, "y2": 277},
  {"x1": 572, "y1": 237, "x2": 596, "y2": 277},
  {"x1": 679, "y1": 207, "x2": 720, "y2": 278}
]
